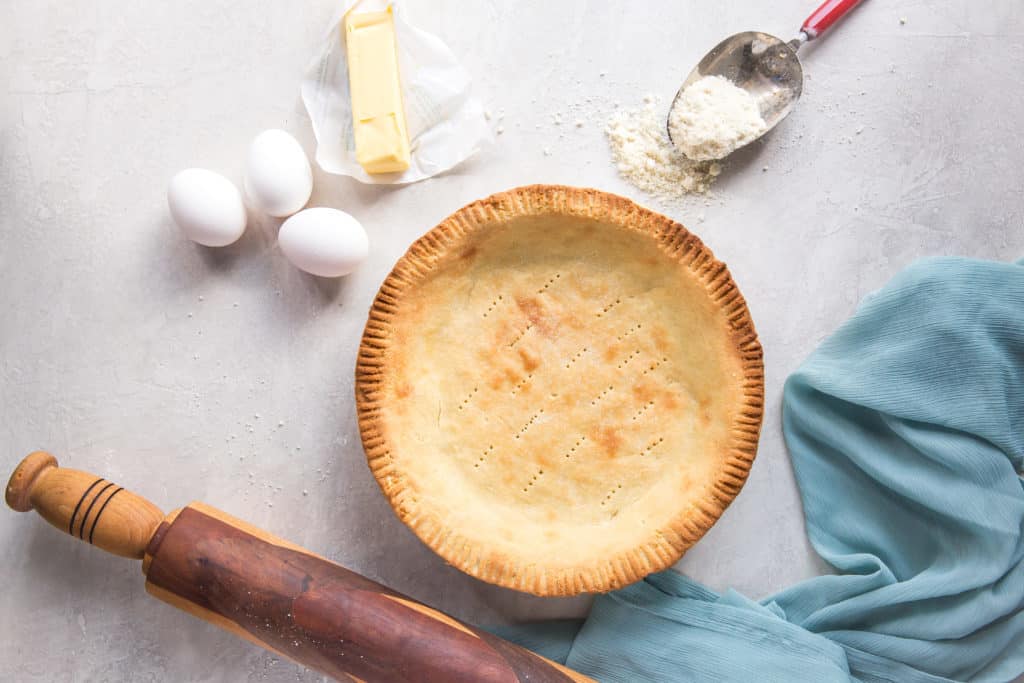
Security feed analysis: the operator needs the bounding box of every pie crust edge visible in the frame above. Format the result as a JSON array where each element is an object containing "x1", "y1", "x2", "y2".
[{"x1": 355, "y1": 185, "x2": 765, "y2": 596}]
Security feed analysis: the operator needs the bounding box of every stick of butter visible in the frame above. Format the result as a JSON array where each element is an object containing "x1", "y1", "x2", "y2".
[{"x1": 344, "y1": 9, "x2": 411, "y2": 175}]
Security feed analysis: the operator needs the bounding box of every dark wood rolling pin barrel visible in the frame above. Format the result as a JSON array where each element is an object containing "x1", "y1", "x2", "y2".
[{"x1": 6, "y1": 452, "x2": 593, "y2": 683}]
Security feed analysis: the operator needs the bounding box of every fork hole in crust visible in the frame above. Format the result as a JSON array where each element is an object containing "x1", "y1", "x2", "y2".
[
  {"x1": 616, "y1": 349, "x2": 641, "y2": 369},
  {"x1": 600, "y1": 483, "x2": 624, "y2": 506},
  {"x1": 565, "y1": 347, "x2": 588, "y2": 370},
  {"x1": 591, "y1": 385, "x2": 614, "y2": 406},
  {"x1": 523, "y1": 467, "x2": 545, "y2": 492},
  {"x1": 458, "y1": 387, "x2": 480, "y2": 410},
  {"x1": 474, "y1": 444, "x2": 495, "y2": 468},
  {"x1": 616, "y1": 323, "x2": 643, "y2": 342},
  {"x1": 537, "y1": 273, "x2": 562, "y2": 294},
  {"x1": 642, "y1": 437, "x2": 665, "y2": 456},
  {"x1": 563, "y1": 436, "x2": 586, "y2": 459},
  {"x1": 483, "y1": 295, "x2": 504, "y2": 318},
  {"x1": 597, "y1": 298, "x2": 623, "y2": 318}
]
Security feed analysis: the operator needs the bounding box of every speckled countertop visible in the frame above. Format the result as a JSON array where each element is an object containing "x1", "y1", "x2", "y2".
[{"x1": 2, "y1": 1, "x2": 1023, "y2": 680}]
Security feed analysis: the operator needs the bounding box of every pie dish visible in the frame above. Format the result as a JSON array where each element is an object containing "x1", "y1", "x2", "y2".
[{"x1": 356, "y1": 185, "x2": 764, "y2": 596}]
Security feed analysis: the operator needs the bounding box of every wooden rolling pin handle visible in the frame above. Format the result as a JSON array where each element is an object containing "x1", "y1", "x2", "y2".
[{"x1": 5, "y1": 451, "x2": 164, "y2": 559}]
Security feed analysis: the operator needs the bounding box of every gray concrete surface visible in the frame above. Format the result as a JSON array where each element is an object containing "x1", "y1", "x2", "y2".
[{"x1": 2, "y1": 1, "x2": 1022, "y2": 680}]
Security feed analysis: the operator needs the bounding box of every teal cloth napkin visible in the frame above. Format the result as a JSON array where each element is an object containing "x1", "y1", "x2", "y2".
[{"x1": 498, "y1": 257, "x2": 1024, "y2": 682}]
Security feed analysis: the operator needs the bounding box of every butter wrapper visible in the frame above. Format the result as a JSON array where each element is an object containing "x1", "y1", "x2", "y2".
[{"x1": 301, "y1": 0, "x2": 490, "y2": 184}]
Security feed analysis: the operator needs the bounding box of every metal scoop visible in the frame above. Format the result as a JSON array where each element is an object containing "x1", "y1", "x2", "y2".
[{"x1": 667, "y1": 0, "x2": 866, "y2": 158}]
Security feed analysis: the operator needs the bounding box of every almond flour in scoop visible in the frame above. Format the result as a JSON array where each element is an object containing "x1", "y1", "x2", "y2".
[{"x1": 668, "y1": 76, "x2": 767, "y2": 162}]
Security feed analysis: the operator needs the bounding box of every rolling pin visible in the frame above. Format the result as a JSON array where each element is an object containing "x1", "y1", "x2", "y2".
[{"x1": 5, "y1": 452, "x2": 593, "y2": 683}]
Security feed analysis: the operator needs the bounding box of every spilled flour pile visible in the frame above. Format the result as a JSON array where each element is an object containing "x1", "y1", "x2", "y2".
[
  {"x1": 605, "y1": 95, "x2": 721, "y2": 200},
  {"x1": 668, "y1": 75, "x2": 767, "y2": 161}
]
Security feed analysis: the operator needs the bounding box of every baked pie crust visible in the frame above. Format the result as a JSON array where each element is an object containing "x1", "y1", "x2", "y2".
[{"x1": 356, "y1": 186, "x2": 763, "y2": 596}]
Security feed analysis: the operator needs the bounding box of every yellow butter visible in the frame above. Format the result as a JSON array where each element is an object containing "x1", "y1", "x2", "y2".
[{"x1": 344, "y1": 9, "x2": 411, "y2": 174}]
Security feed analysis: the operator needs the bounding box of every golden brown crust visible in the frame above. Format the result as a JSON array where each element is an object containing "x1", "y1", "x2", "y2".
[{"x1": 356, "y1": 185, "x2": 764, "y2": 596}]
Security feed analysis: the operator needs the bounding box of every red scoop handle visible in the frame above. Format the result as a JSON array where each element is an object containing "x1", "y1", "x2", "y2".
[{"x1": 802, "y1": 0, "x2": 866, "y2": 40}]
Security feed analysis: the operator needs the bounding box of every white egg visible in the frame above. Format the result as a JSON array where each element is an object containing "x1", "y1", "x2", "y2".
[
  {"x1": 278, "y1": 208, "x2": 368, "y2": 278},
  {"x1": 167, "y1": 168, "x2": 247, "y2": 247},
  {"x1": 244, "y1": 129, "x2": 313, "y2": 218}
]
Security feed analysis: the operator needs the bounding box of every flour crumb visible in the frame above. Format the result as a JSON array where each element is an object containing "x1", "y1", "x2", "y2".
[
  {"x1": 575, "y1": 119, "x2": 584, "y2": 128},
  {"x1": 605, "y1": 95, "x2": 721, "y2": 200},
  {"x1": 496, "y1": 125, "x2": 505, "y2": 135},
  {"x1": 899, "y1": 17, "x2": 907, "y2": 25},
  {"x1": 668, "y1": 76, "x2": 767, "y2": 161},
  {"x1": 543, "y1": 147, "x2": 552, "y2": 156}
]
